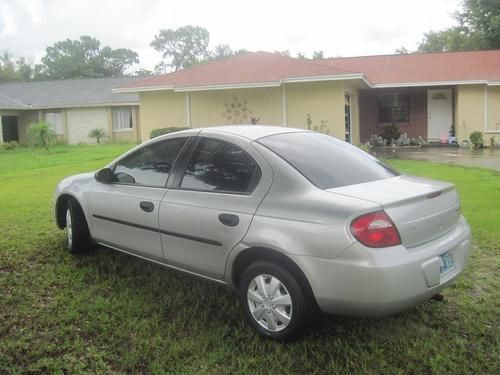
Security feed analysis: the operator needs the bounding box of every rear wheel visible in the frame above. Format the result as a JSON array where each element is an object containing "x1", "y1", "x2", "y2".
[
  {"x1": 65, "y1": 199, "x2": 92, "y2": 254},
  {"x1": 239, "y1": 260, "x2": 310, "y2": 341}
]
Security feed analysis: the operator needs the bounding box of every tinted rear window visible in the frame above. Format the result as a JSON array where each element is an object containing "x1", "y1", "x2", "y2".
[{"x1": 258, "y1": 132, "x2": 398, "y2": 189}]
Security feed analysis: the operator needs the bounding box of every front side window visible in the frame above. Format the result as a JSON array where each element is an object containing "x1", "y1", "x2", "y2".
[
  {"x1": 378, "y1": 93, "x2": 409, "y2": 123},
  {"x1": 114, "y1": 138, "x2": 186, "y2": 187},
  {"x1": 180, "y1": 138, "x2": 260, "y2": 193},
  {"x1": 112, "y1": 107, "x2": 133, "y2": 130},
  {"x1": 258, "y1": 132, "x2": 398, "y2": 189}
]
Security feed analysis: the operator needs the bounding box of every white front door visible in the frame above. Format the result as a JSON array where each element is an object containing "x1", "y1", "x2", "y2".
[{"x1": 427, "y1": 89, "x2": 453, "y2": 141}]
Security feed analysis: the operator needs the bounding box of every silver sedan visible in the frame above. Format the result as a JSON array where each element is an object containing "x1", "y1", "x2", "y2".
[{"x1": 54, "y1": 126, "x2": 471, "y2": 340}]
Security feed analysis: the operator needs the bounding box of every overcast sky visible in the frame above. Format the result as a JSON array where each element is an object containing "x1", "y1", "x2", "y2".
[{"x1": 0, "y1": 0, "x2": 462, "y2": 71}]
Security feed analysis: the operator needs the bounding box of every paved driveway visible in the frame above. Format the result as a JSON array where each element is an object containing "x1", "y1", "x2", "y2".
[{"x1": 373, "y1": 147, "x2": 500, "y2": 171}]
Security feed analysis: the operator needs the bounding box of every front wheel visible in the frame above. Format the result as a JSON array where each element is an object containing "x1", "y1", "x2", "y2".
[
  {"x1": 65, "y1": 199, "x2": 92, "y2": 254},
  {"x1": 239, "y1": 260, "x2": 310, "y2": 341}
]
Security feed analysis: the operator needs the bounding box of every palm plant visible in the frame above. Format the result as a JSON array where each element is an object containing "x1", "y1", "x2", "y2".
[
  {"x1": 27, "y1": 121, "x2": 56, "y2": 151},
  {"x1": 88, "y1": 128, "x2": 107, "y2": 144}
]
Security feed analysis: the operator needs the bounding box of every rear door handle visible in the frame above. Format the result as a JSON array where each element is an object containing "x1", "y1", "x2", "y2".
[
  {"x1": 218, "y1": 213, "x2": 239, "y2": 227},
  {"x1": 140, "y1": 201, "x2": 154, "y2": 212}
]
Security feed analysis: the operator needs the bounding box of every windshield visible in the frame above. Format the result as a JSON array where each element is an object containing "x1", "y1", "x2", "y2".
[{"x1": 258, "y1": 132, "x2": 399, "y2": 189}]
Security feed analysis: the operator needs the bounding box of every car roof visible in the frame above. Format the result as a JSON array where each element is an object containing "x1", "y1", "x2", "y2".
[{"x1": 199, "y1": 125, "x2": 308, "y2": 140}]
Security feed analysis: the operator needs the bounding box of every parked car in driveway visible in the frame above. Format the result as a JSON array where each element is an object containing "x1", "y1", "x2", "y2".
[{"x1": 54, "y1": 126, "x2": 471, "y2": 340}]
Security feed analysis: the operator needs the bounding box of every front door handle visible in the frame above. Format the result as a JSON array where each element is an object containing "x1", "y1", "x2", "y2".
[
  {"x1": 140, "y1": 201, "x2": 154, "y2": 212},
  {"x1": 218, "y1": 213, "x2": 239, "y2": 227}
]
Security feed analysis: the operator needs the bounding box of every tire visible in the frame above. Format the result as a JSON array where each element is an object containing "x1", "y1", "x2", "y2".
[
  {"x1": 65, "y1": 199, "x2": 92, "y2": 254},
  {"x1": 239, "y1": 260, "x2": 310, "y2": 341}
]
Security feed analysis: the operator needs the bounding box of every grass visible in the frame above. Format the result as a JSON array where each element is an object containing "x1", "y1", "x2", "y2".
[{"x1": 0, "y1": 145, "x2": 499, "y2": 374}]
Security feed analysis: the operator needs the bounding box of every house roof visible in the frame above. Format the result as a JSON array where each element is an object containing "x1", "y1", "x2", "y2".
[
  {"x1": 318, "y1": 50, "x2": 500, "y2": 86},
  {"x1": 117, "y1": 52, "x2": 361, "y2": 92},
  {"x1": 116, "y1": 50, "x2": 500, "y2": 93},
  {"x1": 0, "y1": 77, "x2": 141, "y2": 111}
]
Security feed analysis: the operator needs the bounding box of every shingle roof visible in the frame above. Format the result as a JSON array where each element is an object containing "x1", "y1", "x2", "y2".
[
  {"x1": 317, "y1": 50, "x2": 500, "y2": 85},
  {"x1": 0, "y1": 76, "x2": 140, "y2": 110},
  {"x1": 122, "y1": 52, "x2": 357, "y2": 90},
  {"x1": 118, "y1": 50, "x2": 500, "y2": 92}
]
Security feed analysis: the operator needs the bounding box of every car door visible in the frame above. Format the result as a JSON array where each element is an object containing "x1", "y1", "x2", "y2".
[
  {"x1": 88, "y1": 135, "x2": 190, "y2": 260},
  {"x1": 159, "y1": 132, "x2": 273, "y2": 279}
]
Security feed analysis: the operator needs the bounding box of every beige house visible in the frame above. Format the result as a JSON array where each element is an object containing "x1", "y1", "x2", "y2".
[
  {"x1": 0, "y1": 77, "x2": 142, "y2": 145},
  {"x1": 115, "y1": 50, "x2": 500, "y2": 145}
]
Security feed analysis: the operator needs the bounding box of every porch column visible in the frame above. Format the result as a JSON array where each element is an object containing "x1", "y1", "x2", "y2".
[
  {"x1": 484, "y1": 85, "x2": 488, "y2": 132},
  {"x1": 281, "y1": 84, "x2": 287, "y2": 126},
  {"x1": 185, "y1": 92, "x2": 192, "y2": 128}
]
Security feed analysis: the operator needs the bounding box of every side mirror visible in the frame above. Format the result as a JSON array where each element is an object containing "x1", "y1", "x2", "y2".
[{"x1": 95, "y1": 168, "x2": 116, "y2": 184}]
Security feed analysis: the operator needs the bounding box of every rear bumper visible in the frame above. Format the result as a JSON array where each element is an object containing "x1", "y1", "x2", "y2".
[{"x1": 292, "y1": 216, "x2": 471, "y2": 316}]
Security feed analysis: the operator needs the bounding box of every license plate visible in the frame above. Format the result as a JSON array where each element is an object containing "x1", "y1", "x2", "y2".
[{"x1": 440, "y1": 252, "x2": 455, "y2": 274}]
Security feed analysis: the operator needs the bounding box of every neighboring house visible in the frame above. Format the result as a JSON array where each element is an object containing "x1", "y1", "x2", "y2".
[
  {"x1": 114, "y1": 50, "x2": 500, "y2": 145},
  {"x1": 0, "y1": 77, "x2": 141, "y2": 145}
]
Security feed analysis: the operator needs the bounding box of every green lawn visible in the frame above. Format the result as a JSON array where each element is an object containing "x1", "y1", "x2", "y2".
[{"x1": 0, "y1": 145, "x2": 498, "y2": 374}]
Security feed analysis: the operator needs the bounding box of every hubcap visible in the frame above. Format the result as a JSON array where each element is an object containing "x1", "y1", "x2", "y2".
[
  {"x1": 65, "y1": 209, "x2": 72, "y2": 248},
  {"x1": 247, "y1": 274, "x2": 292, "y2": 332}
]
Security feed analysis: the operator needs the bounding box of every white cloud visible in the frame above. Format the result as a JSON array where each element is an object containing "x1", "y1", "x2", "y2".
[
  {"x1": 0, "y1": 2, "x2": 18, "y2": 38},
  {"x1": 0, "y1": 0, "x2": 462, "y2": 70}
]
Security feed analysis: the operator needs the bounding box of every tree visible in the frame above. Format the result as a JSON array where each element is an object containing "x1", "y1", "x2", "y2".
[
  {"x1": 16, "y1": 57, "x2": 34, "y2": 81},
  {"x1": 36, "y1": 36, "x2": 139, "y2": 80},
  {"x1": 211, "y1": 44, "x2": 234, "y2": 60},
  {"x1": 296, "y1": 51, "x2": 307, "y2": 59},
  {"x1": 273, "y1": 50, "x2": 291, "y2": 57},
  {"x1": 418, "y1": 0, "x2": 500, "y2": 52},
  {"x1": 312, "y1": 50, "x2": 324, "y2": 59},
  {"x1": 151, "y1": 25, "x2": 210, "y2": 72},
  {"x1": 395, "y1": 46, "x2": 410, "y2": 54},
  {"x1": 27, "y1": 121, "x2": 56, "y2": 151},
  {"x1": 0, "y1": 51, "x2": 22, "y2": 83}
]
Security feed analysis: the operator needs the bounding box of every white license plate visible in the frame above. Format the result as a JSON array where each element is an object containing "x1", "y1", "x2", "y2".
[{"x1": 440, "y1": 252, "x2": 455, "y2": 274}]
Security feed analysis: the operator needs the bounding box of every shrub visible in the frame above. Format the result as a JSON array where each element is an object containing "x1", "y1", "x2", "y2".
[
  {"x1": 27, "y1": 121, "x2": 56, "y2": 151},
  {"x1": 150, "y1": 127, "x2": 190, "y2": 139},
  {"x1": 380, "y1": 124, "x2": 401, "y2": 145},
  {"x1": 1, "y1": 141, "x2": 18, "y2": 151},
  {"x1": 469, "y1": 131, "x2": 483, "y2": 147},
  {"x1": 88, "y1": 128, "x2": 107, "y2": 144}
]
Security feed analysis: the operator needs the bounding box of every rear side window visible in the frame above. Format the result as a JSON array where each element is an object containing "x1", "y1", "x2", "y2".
[
  {"x1": 114, "y1": 138, "x2": 186, "y2": 187},
  {"x1": 180, "y1": 138, "x2": 260, "y2": 193},
  {"x1": 258, "y1": 132, "x2": 398, "y2": 189}
]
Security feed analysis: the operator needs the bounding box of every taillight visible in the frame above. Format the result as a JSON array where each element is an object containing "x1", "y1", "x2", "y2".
[{"x1": 350, "y1": 211, "x2": 401, "y2": 248}]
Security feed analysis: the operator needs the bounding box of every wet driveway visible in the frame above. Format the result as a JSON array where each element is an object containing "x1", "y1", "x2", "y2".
[{"x1": 373, "y1": 147, "x2": 500, "y2": 172}]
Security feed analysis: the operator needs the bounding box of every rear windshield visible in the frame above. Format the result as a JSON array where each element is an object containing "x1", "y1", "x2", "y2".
[{"x1": 258, "y1": 132, "x2": 399, "y2": 189}]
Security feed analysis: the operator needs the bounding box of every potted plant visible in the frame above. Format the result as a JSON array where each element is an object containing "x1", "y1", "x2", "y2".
[{"x1": 469, "y1": 131, "x2": 483, "y2": 148}]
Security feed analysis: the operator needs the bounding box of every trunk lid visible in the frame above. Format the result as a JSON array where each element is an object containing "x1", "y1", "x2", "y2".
[{"x1": 328, "y1": 175, "x2": 461, "y2": 248}]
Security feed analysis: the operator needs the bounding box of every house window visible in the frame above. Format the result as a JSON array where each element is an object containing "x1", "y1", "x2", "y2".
[
  {"x1": 112, "y1": 107, "x2": 133, "y2": 130},
  {"x1": 44, "y1": 112, "x2": 64, "y2": 135},
  {"x1": 377, "y1": 93, "x2": 409, "y2": 123}
]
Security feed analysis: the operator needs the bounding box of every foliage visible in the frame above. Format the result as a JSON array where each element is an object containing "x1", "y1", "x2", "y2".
[
  {"x1": 1, "y1": 141, "x2": 18, "y2": 150},
  {"x1": 27, "y1": 121, "x2": 57, "y2": 151},
  {"x1": 306, "y1": 113, "x2": 313, "y2": 130},
  {"x1": 150, "y1": 127, "x2": 190, "y2": 139},
  {"x1": 88, "y1": 128, "x2": 107, "y2": 144},
  {"x1": 133, "y1": 68, "x2": 154, "y2": 77},
  {"x1": 0, "y1": 146, "x2": 498, "y2": 373},
  {"x1": 380, "y1": 124, "x2": 401, "y2": 145},
  {"x1": 395, "y1": 46, "x2": 410, "y2": 54},
  {"x1": 35, "y1": 36, "x2": 139, "y2": 80},
  {"x1": 0, "y1": 51, "x2": 34, "y2": 83},
  {"x1": 151, "y1": 26, "x2": 210, "y2": 73},
  {"x1": 305, "y1": 114, "x2": 329, "y2": 133},
  {"x1": 312, "y1": 50, "x2": 325, "y2": 59},
  {"x1": 418, "y1": 0, "x2": 500, "y2": 52},
  {"x1": 250, "y1": 117, "x2": 260, "y2": 124},
  {"x1": 469, "y1": 130, "x2": 484, "y2": 146}
]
